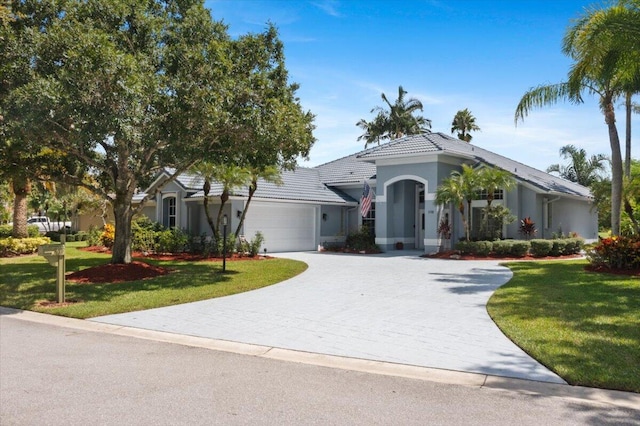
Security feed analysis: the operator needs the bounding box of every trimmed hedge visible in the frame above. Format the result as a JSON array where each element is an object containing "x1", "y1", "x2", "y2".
[
  {"x1": 455, "y1": 238, "x2": 582, "y2": 258},
  {"x1": 530, "y1": 239, "x2": 553, "y2": 257},
  {"x1": 0, "y1": 237, "x2": 51, "y2": 256}
]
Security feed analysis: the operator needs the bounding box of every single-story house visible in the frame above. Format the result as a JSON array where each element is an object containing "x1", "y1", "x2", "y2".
[{"x1": 138, "y1": 132, "x2": 598, "y2": 253}]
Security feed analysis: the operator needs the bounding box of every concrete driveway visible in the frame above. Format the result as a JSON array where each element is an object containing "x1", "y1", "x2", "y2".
[{"x1": 91, "y1": 251, "x2": 564, "y2": 384}]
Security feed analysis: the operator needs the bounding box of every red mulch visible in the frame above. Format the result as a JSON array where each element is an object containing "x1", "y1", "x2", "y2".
[
  {"x1": 425, "y1": 250, "x2": 640, "y2": 276},
  {"x1": 66, "y1": 261, "x2": 172, "y2": 284},
  {"x1": 70, "y1": 246, "x2": 272, "y2": 284}
]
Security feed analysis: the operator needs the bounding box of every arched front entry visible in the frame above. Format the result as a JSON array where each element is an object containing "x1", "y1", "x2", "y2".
[{"x1": 374, "y1": 175, "x2": 439, "y2": 252}]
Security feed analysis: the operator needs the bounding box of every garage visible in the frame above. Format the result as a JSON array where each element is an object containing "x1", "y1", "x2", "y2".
[{"x1": 243, "y1": 202, "x2": 318, "y2": 252}]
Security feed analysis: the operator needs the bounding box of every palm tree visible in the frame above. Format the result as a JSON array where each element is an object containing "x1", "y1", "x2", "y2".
[
  {"x1": 515, "y1": 2, "x2": 639, "y2": 236},
  {"x1": 234, "y1": 165, "x2": 283, "y2": 237},
  {"x1": 451, "y1": 108, "x2": 481, "y2": 142},
  {"x1": 190, "y1": 162, "x2": 251, "y2": 244},
  {"x1": 356, "y1": 85, "x2": 431, "y2": 147},
  {"x1": 435, "y1": 174, "x2": 467, "y2": 241},
  {"x1": 435, "y1": 164, "x2": 481, "y2": 241},
  {"x1": 546, "y1": 144, "x2": 608, "y2": 187},
  {"x1": 477, "y1": 167, "x2": 515, "y2": 239}
]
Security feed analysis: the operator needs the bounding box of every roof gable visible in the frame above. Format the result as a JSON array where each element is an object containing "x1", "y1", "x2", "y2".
[{"x1": 353, "y1": 133, "x2": 592, "y2": 198}]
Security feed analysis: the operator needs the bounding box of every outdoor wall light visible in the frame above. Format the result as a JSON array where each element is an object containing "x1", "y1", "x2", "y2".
[
  {"x1": 322, "y1": 213, "x2": 327, "y2": 221},
  {"x1": 237, "y1": 210, "x2": 242, "y2": 218}
]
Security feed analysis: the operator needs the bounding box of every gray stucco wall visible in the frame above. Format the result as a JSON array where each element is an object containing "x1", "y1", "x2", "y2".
[{"x1": 546, "y1": 198, "x2": 598, "y2": 241}]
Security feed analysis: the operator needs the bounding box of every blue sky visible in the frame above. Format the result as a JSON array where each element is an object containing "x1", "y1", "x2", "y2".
[{"x1": 205, "y1": 0, "x2": 638, "y2": 173}]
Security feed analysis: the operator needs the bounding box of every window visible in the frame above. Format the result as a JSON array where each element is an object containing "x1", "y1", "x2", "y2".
[
  {"x1": 362, "y1": 202, "x2": 376, "y2": 236},
  {"x1": 475, "y1": 189, "x2": 504, "y2": 200},
  {"x1": 162, "y1": 196, "x2": 177, "y2": 228}
]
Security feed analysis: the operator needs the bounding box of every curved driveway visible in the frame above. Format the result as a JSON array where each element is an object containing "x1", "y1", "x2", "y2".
[{"x1": 92, "y1": 251, "x2": 564, "y2": 384}]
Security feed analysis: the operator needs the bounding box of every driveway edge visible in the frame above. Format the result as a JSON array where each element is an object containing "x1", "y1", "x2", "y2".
[{"x1": 3, "y1": 307, "x2": 639, "y2": 411}]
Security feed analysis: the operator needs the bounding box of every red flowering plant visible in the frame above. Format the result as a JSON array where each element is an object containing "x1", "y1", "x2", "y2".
[
  {"x1": 586, "y1": 235, "x2": 640, "y2": 270},
  {"x1": 437, "y1": 219, "x2": 451, "y2": 239}
]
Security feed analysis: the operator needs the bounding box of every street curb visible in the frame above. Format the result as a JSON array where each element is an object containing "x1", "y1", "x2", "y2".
[{"x1": 2, "y1": 306, "x2": 639, "y2": 411}]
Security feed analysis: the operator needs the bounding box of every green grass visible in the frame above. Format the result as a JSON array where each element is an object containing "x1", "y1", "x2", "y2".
[
  {"x1": 488, "y1": 260, "x2": 640, "y2": 393},
  {"x1": 0, "y1": 242, "x2": 307, "y2": 319}
]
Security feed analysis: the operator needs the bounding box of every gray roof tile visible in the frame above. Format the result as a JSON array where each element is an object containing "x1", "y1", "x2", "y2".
[
  {"x1": 357, "y1": 133, "x2": 592, "y2": 198},
  {"x1": 186, "y1": 167, "x2": 356, "y2": 204},
  {"x1": 314, "y1": 152, "x2": 377, "y2": 185}
]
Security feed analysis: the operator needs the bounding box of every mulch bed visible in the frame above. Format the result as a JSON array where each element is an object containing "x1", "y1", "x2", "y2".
[
  {"x1": 68, "y1": 246, "x2": 272, "y2": 284},
  {"x1": 426, "y1": 250, "x2": 640, "y2": 276}
]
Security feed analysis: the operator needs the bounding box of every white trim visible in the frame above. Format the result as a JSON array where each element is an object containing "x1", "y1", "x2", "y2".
[
  {"x1": 375, "y1": 237, "x2": 415, "y2": 245},
  {"x1": 375, "y1": 155, "x2": 438, "y2": 166},
  {"x1": 377, "y1": 175, "x2": 429, "y2": 203}
]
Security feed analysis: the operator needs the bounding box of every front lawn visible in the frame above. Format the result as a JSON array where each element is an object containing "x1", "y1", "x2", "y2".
[
  {"x1": 488, "y1": 260, "x2": 640, "y2": 393},
  {"x1": 0, "y1": 242, "x2": 307, "y2": 319}
]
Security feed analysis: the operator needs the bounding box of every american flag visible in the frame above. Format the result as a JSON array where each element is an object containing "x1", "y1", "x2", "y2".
[{"x1": 361, "y1": 181, "x2": 372, "y2": 217}]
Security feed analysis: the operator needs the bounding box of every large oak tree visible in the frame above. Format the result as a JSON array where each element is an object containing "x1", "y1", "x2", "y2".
[{"x1": 2, "y1": 0, "x2": 313, "y2": 263}]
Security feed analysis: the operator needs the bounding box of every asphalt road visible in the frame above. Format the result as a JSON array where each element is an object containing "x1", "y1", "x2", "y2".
[{"x1": 2, "y1": 313, "x2": 639, "y2": 425}]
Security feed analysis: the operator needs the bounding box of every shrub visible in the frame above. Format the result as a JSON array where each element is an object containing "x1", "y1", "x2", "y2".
[
  {"x1": 530, "y1": 239, "x2": 553, "y2": 257},
  {"x1": 510, "y1": 241, "x2": 530, "y2": 257},
  {"x1": 0, "y1": 225, "x2": 10, "y2": 238},
  {"x1": 492, "y1": 240, "x2": 513, "y2": 256},
  {"x1": 27, "y1": 225, "x2": 40, "y2": 237},
  {"x1": 550, "y1": 239, "x2": 568, "y2": 256},
  {"x1": 586, "y1": 236, "x2": 640, "y2": 270},
  {"x1": 249, "y1": 231, "x2": 265, "y2": 257},
  {"x1": 100, "y1": 224, "x2": 115, "y2": 248},
  {"x1": 86, "y1": 226, "x2": 103, "y2": 247},
  {"x1": 0, "y1": 237, "x2": 51, "y2": 256},
  {"x1": 157, "y1": 228, "x2": 189, "y2": 253},
  {"x1": 65, "y1": 234, "x2": 76, "y2": 242},
  {"x1": 564, "y1": 238, "x2": 584, "y2": 255},
  {"x1": 455, "y1": 240, "x2": 470, "y2": 254},
  {"x1": 474, "y1": 241, "x2": 493, "y2": 256},
  {"x1": 346, "y1": 225, "x2": 379, "y2": 252}
]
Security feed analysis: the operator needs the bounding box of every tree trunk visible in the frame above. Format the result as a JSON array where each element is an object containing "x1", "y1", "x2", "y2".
[
  {"x1": 234, "y1": 180, "x2": 257, "y2": 237},
  {"x1": 110, "y1": 166, "x2": 136, "y2": 264},
  {"x1": 202, "y1": 178, "x2": 217, "y2": 237},
  {"x1": 625, "y1": 92, "x2": 632, "y2": 178},
  {"x1": 604, "y1": 99, "x2": 623, "y2": 236},
  {"x1": 111, "y1": 200, "x2": 133, "y2": 264},
  {"x1": 11, "y1": 175, "x2": 31, "y2": 238}
]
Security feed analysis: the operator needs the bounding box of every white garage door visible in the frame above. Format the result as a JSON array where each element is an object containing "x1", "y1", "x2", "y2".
[{"x1": 244, "y1": 203, "x2": 317, "y2": 252}]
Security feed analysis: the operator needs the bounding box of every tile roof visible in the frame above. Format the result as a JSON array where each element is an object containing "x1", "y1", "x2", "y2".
[
  {"x1": 356, "y1": 133, "x2": 592, "y2": 198},
  {"x1": 314, "y1": 152, "x2": 377, "y2": 185},
  {"x1": 184, "y1": 167, "x2": 356, "y2": 204}
]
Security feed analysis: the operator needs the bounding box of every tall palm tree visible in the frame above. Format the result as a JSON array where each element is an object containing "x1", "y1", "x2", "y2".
[
  {"x1": 515, "y1": 2, "x2": 639, "y2": 235},
  {"x1": 451, "y1": 108, "x2": 481, "y2": 142},
  {"x1": 356, "y1": 85, "x2": 431, "y2": 147},
  {"x1": 546, "y1": 144, "x2": 608, "y2": 187}
]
